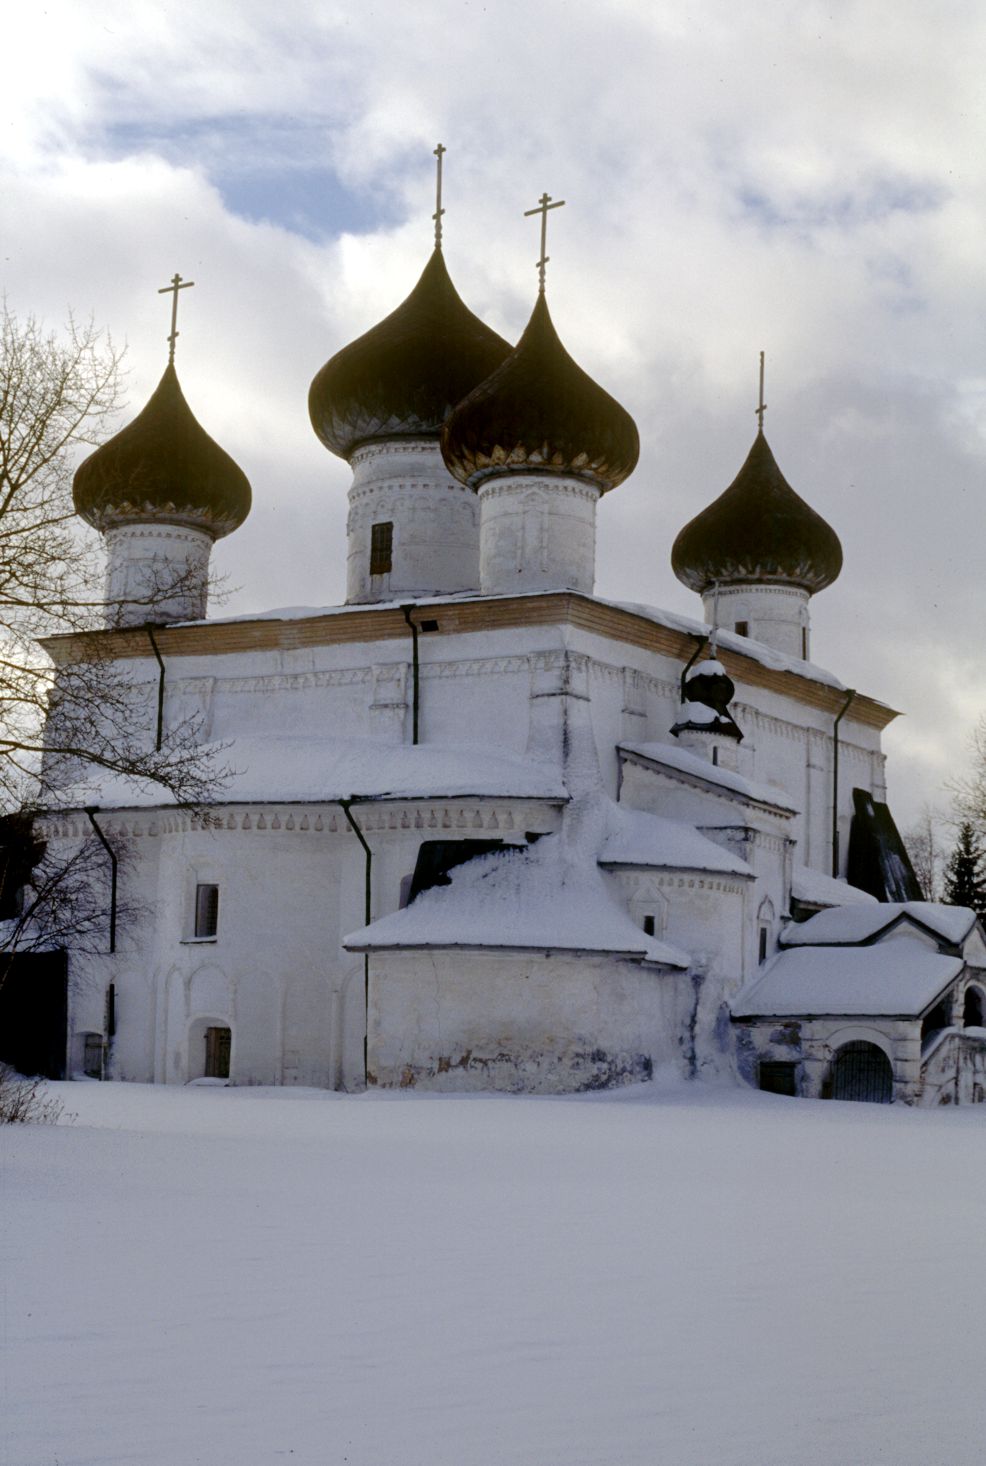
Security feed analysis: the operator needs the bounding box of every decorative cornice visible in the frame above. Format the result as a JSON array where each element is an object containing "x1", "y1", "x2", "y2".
[
  {"x1": 38, "y1": 798, "x2": 563, "y2": 841},
  {"x1": 40, "y1": 591, "x2": 899, "y2": 731}
]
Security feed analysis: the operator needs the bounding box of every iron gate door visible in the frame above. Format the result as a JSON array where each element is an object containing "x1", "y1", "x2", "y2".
[{"x1": 830, "y1": 1041, "x2": 893, "y2": 1103}]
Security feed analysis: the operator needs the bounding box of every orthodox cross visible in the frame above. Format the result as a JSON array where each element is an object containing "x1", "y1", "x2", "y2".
[
  {"x1": 433, "y1": 143, "x2": 446, "y2": 250},
  {"x1": 158, "y1": 272, "x2": 195, "y2": 364},
  {"x1": 524, "y1": 191, "x2": 565, "y2": 293},
  {"x1": 756, "y1": 349, "x2": 767, "y2": 431}
]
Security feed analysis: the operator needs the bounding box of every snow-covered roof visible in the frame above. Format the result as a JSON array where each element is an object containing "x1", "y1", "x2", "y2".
[
  {"x1": 598, "y1": 803, "x2": 753, "y2": 877},
  {"x1": 732, "y1": 946, "x2": 964, "y2": 1018},
  {"x1": 790, "y1": 867, "x2": 879, "y2": 910},
  {"x1": 50, "y1": 736, "x2": 567, "y2": 811},
  {"x1": 344, "y1": 832, "x2": 690, "y2": 966},
  {"x1": 619, "y1": 741, "x2": 798, "y2": 815},
  {"x1": 781, "y1": 902, "x2": 977, "y2": 950}
]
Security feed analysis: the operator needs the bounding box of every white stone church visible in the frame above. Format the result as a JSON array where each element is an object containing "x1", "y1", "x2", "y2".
[{"x1": 29, "y1": 202, "x2": 986, "y2": 1104}]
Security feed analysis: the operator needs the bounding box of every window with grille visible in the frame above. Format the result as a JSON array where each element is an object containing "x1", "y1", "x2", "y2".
[
  {"x1": 194, "y1": 883, "x2": 219, "y2": 939},
  {"x1": 759, "y1": 1061, "x2": 797, "y2": 1096},
  {"x1": 370, "y1": 521, "x2": 393, "y2": 576}
]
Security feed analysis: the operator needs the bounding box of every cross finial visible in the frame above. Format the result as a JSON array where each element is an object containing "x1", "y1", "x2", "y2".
[
  {"x1": 433, "y1": 143, "x2": 446, "y2": 250},
  {"x1": 523, "y1": 191, "x2": 566, "y2": 294},
  {"x1": 755, "y1": 349, "x2": 767, "y2": 432},
  {"x1": 157, "y1": 272, "x2": 195, "y2": 365}
]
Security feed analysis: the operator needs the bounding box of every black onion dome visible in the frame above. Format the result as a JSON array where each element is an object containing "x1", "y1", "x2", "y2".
[
  {"x1": 73, "y1": 364, "x2": 251, "y2": 537},
  {"x1": 308, "y1": 249, "x2": 512, "y2": 460},
  {"x1": 671, "y1": 431, "x2": 842, "y2": 594},
  {"x1": 440, "y1": 292, "x2": 640, "y2": 491}
]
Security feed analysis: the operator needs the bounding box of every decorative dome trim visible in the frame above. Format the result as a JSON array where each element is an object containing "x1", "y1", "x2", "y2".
[
  {"x1": 73, "y1": 364, "x2": 251, "y2": 538},
  {"x1": 671, "y1": 431, "x2": 842, "y2": 595},
  {"x1": 308, "y1": 249, "x2": 512, "y2": 461},
  {"x1": 440, "y1": 293, "x2": 639, "y2": 492}
]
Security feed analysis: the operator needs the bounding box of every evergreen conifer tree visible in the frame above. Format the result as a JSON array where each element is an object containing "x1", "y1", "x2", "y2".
[{"x1": 943, "y1": 822, "x2": 986, "y2": 921}]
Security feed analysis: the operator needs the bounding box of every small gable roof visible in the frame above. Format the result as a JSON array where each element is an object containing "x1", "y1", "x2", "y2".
[
  {"x1": 732, "y1": 946, "x2": 964, "y2": 1019},
  {"x1": 781, "y1": 902, "x2": 977, "y2": 951}
]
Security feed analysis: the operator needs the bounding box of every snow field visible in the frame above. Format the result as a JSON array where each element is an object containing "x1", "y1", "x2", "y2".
[{"x1": 4, "y1": 1080, "x2": 986, "y2": 1466}]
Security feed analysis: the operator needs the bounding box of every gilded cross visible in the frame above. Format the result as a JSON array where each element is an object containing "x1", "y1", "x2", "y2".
[
  {"x1": 433, "y1": 143, "x2": 446, "y2": 250},
  {"x1": 756, "y1": 350, "x2": 767, "y2": 431},
  {"x1": 158, "y1": 273, "x2": 195, "y2": 364},
  {"x1": 524, "y1": 191, "x2": 565, "y2": 293}
]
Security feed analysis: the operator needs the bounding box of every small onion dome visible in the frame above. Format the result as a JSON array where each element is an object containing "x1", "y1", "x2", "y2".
[
  {"x1": 308, "y1": 249, "x2": 512, "y2": 460},
  {"x1": 440, "y1": 293, "x2": 640, "y2": 491},
  {"x1": 671, "y1": 657, "x2": 743, "y2": 741},
  {"x1": 73, "y1": 364, "x2": 251, "y2": 537},
  {"x1": 671, "y1": 431, "x2": 842, "y2": 594}
]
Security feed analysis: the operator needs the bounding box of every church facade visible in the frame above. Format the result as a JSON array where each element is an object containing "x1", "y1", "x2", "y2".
[{"x1": 38, "y1": 205, "x2": 986, "y2": 1104}]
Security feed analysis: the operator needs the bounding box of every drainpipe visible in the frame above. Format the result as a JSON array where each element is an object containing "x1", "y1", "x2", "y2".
[
  {"x1": 680, "y1": 633, "x2": 708, "y2": 702},
  {"x1": 832, "y1": 689, "x2": 856, "y2": 878},
  {"x1": 401, "y1": 605, "x2": 420, "y2": 745},
  {"x1": 145, "y1": 624, "x2": 166, "y2": 751},
  {"x1": 339, "y1": 799, "x2": 372, "y2": 1087},
  {"x1": 84, "y1": 807, "x2": 117, "y2": 954}
]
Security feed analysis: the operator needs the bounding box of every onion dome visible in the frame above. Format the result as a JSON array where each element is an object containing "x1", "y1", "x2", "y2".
[
  {"x1": 73, "y1": 363, "x2": 251, "y2": 537},
  {"x1": 671, "y1": 431, "x2": 842, "y2": 594},
  {"x1": 308, "y1": 249, "x2": 512, "y2": 460},
  {"x1": 671, "y1": 658, "x2": 743, "y2": 741},
  {"x1": 440, "y1": 292, "x2": 640, "y2": 491}
]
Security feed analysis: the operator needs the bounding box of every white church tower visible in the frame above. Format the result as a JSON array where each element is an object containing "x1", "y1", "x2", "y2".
[
  {"x1": 73, "y1": 279, "x2": 252, "y2": 628},
  {"x1": 307, "y1": 148, "x2": 512, "y2": 604}
]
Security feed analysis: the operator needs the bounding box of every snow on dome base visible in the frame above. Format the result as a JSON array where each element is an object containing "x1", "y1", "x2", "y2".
[
  {"x1": 671, "y1": 430, "x2": 842, "y2": 595},
  {"x1": 308, "y1": 249, "x2": 512, "y2": 461}
]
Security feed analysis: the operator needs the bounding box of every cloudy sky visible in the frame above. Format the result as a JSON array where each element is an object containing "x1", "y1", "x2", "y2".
[{"x1": 3, "y1": 0, "x2": 984, "y2": 830}]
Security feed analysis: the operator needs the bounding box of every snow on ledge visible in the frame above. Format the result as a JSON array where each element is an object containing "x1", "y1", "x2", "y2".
[
  {"x1": 619, "y1": 741, "x2": 799, "y2": 815},
  {"x1": 49, "y1": 735, "x2": 567, "y2": 811},
  {"x1": 790, "y1": 867, "x2": 878, "y2": 909},
  {"x1": 599, "y1": 803, "x2": 753, "y2": 877}
]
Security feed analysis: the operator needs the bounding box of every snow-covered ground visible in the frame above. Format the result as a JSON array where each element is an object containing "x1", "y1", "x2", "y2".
[{"x1": 5, "y1": 1079, "x2": 986, "y2": 1466}]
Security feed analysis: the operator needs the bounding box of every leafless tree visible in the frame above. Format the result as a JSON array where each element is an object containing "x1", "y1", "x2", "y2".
[
  {"x1": 0, "y1": 302, "x2": 224, "y2": 971},
  {"x1": 950, "y1": 715, "x2": 986, "y2": 843},
  {"x1": 903, "y1": 803, "x2": 947, "y2": 902}
]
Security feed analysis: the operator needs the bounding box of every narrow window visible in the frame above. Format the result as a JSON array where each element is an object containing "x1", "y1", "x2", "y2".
[
  {"x1": 194, "y1": 883, "x2": 219, "y2": 939},
  {"x1": 370, "y1": 521, "x2": 393, "y2": 576},
  {"x1": 642, "y1": 914, "x2": 655, "y2": 937},
  {"x1": 204, "y1": 1025, "x2": 231, "y2": 1079},
  {"x1": 801, "y1": 626, "x2": 809, "y2": 660},
  {"x1": 735, "y1": 620, "x2": 749, "y2": 637},
  {"x1": 758, "y1": 926, "x2": 769, "y2": 963}
]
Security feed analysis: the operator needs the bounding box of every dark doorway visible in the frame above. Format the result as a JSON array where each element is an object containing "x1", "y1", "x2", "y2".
[
  {"x1": 829, "y1": 1041, "x2": 893, "y2": 1103},
  {"x1": 204, "y1": 1025, "x2": 231, "y2": 1079},
  {"x1": 0, "y1": 951, "x2": 68, "y2": 1078},
  {"x1": 964, "y1": 988, "x2": 984, "y2": 1028}
]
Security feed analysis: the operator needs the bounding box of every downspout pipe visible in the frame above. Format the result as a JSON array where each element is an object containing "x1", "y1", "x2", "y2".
[
  {"x1": 401, "y1": 604, "x2": 420, "y2": 745},
  {"x1": 339, "y1": 798, "x2": 372, "y2": 1087},
  {"x1": 832, "y1": 689, "x2": 856, "y2": 878},
  {"x1": 145, "y1": 624, "x2": 166, "y2": 752},
  {"x1": 84, "y1": 807, "x2": 117, "y2": 955},
  {"x1": 680, "y1": 633, "x2": 708, "y2": 702}
]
